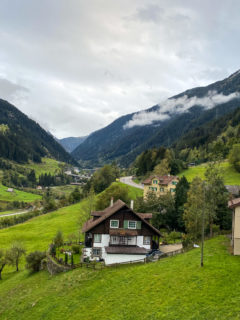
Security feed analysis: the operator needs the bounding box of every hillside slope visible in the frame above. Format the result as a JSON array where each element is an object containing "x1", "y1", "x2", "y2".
[
  {"x1": 0, "y1": 236, "x2": 239, "y2": 320},
  {"x1": 72, "y1": 70, "x2": 240, "y2": 167},
  {"x1": 0, "y1": 99, "x2": 77, "y2": 165}
]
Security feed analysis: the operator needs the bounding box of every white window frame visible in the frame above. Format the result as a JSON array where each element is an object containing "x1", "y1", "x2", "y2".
[
  {"x1": 110, "y1": 236, "x2": 119, "y2": 244},
  {"x1": 143, "y1": 236, "x2": 151, "y2": 245},
  {"x1": 110, "y1": 220, "x2": 119, "y2": 229},
  {"x1": 93, "y1": 234, "x2": 102, "y2": 243},
  {"x1": 128, "y1": 220, "x2": 137, "y2": 229}
]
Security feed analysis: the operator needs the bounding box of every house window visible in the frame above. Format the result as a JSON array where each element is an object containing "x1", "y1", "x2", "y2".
[
  {"x1": 170, "y1": 188, "x2": 176, "y2": 193},
  {"x1": 111, "y1": 236, "x2": 119, "y2": 245},
  {"x1": 153, "y1": 179, "x2": 158, "y2": 184},
  {"x1": 172, "y1": 181, "x2": 177, "y2": 185},
  {"x1": 92, "y1": 248, "x2": 101, "y2": 256},
  {"x1": 128, "y1": 221, "x2": 137, "y2": 229},
  {"x1": 149, "y1": 187, "x2": 157, "y2": 191},
  {"x1": 110, "y1": 220, "x2": 119, "y2": 228},
  {"x1": 94, "y1": 234, "x2": 102, "y2": 243},
  {"x1": 143, "y1": 236, "x2": 151, "y2": 245},
  {"x1": 160, "y1": 187, "x2": 164, "y2": 192}
]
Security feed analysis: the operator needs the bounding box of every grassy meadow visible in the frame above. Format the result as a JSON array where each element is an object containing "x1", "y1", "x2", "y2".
[
  {"x1": 0, "y1": 182, "x2": 142, "y2": 254},
  {"x1": 0, "y1": 236, "x2": 240, "y2": 319},
  {"x1": 179, "y1": 161, "x2": 240, "y2": 184},
  {"x1": 1, "y1": 182, "x2": 239, "y2": 319},
  {"x1": 0, "y1": 184, "x2": 41, "y2": 203},
  {"x1": 24, "y1": 157, "x2": 65, "y2": 177}
]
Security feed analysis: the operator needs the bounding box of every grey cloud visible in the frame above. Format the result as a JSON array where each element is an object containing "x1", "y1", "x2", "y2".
[
  {"x1": 0, "y1": 78, "x2": 28, "y2": 101},
  {"x1": 124, "y1": 91, "x2": 240, "y2": 128},
  {"x1": 0, "y1": 1, "x2": 239, "y2": 137}
]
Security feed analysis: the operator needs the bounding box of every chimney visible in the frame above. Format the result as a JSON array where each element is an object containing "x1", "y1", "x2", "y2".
[
  {"x1": 130, "y1": 200, "x2": 134, "y2": 210},
  {"x1": 110, "y1": 197, "x2": 114, "y2": 207}
]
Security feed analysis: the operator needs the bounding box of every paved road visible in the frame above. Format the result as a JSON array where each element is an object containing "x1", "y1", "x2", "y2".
[
  {"x1": 120, "y1": 176, "x2": 144, "y2": 190},
  {"x1": 0, "y1": 208, "x2": 32, "y2": 218}
]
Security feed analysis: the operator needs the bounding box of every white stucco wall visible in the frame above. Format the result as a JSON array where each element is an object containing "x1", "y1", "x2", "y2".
[
  {"x1": 93, "y1": 234, "x2": 109, "y2": 248},
  {"x1": 104, "y1": 253, "x2": 146, "y2": 265},
  {"x1": 82, "y1": 247, "x2": 91, "y2": 259},
  {"x1": 137, "y1": 236, "x2": 151, "y2": 250}
]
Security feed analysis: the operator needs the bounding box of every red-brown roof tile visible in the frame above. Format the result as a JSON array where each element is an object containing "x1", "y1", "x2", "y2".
[
  {"x1": 82, "y1": 199, "x2": 161, "y2": 236},
  {"x1": 228, "y1": 198, "x2": 240, "y2": 209},
  {"x1": 142, "y1": 175, "x2": 178, "y2": 186}
]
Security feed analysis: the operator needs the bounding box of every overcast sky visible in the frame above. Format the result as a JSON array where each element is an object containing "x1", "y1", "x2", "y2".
[{"x1": 0, "y1": 0, "x2": 239, "y2": 138}]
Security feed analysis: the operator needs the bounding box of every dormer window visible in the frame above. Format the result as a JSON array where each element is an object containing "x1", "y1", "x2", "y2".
[
  {"x1": 153, "y1": 179, "x2": 158, "y2": 184},
  {"x1": 110, "y1": 220, "x2": 119, "y2": 228}
]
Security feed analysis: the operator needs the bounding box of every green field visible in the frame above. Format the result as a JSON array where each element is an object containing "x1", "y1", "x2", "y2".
[
  {"x1": 1, "y1": 236, "x2": 240, "y2": 319},
  {"x1": 2, "y1": 182, "x2": 240, "y2": 319},
  {"x1": 50, "y1": 184, "x2": 80, "y2": 197},
  {"x1": 0, "y1": 182, "x2": 142, "y2": 254},
  {"x1": 179, "y1": 161, "x2": 240, "y2": 185},
  {"x1": 0, "y1": 184, "x2": 41, "y2": 202},
  {"x1": 114, "y1": 181, "x2": 143, "y2": 198},
  {"x1": 24, "y1": 157, "x2": 65, "y2": 177}
]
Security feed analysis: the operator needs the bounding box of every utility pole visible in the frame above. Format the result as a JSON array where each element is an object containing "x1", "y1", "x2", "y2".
[{"x1": 201, "y1": 182, "x2": 206, "y2": 267}]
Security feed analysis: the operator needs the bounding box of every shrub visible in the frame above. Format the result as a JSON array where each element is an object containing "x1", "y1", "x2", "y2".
[
  {"x1": 49, "y1": 244, "x2": 56, "y2": 257},
  {"x1": 72, "y1": 245, "x2": 80, "y2": 254},
  {"x1": 167, "y1": 231, "x2": 182, "y2": 243},
  {"x1": 182, "y1": 234, "x2": 193, "y2": 250},
  {"x1": 64, "y1": 253, "x2": 68, "y2": 265},
  {"x1": 25, "y1": 251, "x2": 46, "y2": 273}
]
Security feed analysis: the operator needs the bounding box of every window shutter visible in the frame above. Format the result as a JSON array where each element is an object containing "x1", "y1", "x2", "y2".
[
  {"x1": 124, "y1": 220, "x2": 128, "y2": 229},
  {"x1": 136, "y1": 221, "x2": 142, "y2": 230}
]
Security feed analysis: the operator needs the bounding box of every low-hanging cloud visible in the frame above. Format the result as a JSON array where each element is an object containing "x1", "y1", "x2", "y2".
[{"x1": 124, "y1": 91, "x2": 240, "y2": 129}]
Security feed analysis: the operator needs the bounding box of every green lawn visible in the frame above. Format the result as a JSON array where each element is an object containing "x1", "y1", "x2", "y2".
[
  {"x1": 117, "y1": 181, "x2": 143, "y2": 198},
  {"x1": 0, "y1": 237, "x2": 240, "y2": 319},
  {"x1": 0, "y1": 184, "x2": 41, "y2": 202},
  {"x1": 179, "y1": 161, "x2": 240, "y2": 185},
  {"x1": 24, "y1": 157, "x2": 65, "y2": 177}
]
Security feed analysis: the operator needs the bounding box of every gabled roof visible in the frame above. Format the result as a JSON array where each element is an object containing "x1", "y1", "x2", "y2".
[
  {"x1": 228, "y1": 198, "x2": 240, "y2": 209},
  {"x1": 142, "y1": 175, "x2": 178, "y2": 185},
  {"x1": 82, "y1": 199, "x2": 161, "y2": 236}
]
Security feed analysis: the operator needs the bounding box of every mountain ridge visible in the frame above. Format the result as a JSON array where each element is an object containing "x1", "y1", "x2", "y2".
[
  {"x1": 58, "y1": 136, "x2": 88, "y2": 153},
  {"x1": 0, "y1": 99, "x2": 77, "y2": 165},
  {"x1": 72, "y1": 70, "x2": 240, "y2": 167}
]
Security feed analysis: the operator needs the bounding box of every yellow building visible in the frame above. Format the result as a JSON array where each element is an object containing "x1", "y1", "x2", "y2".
[
  {"x1": 142, "y1": 175, "x2": 179, "y2": 199},
  {"x1": 228, "y1": 198, "x2": 240, "y2": 255}
]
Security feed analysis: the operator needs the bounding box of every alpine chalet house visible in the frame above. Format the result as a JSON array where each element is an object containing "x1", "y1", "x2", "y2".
[
  {"x1": 82, "y1": 199, "x2": 161, "y2": 265},
  {"x1": 228, "y1": 198, "x2": 240, "y2": 255},
  {"x1": 143, "y1": 175, "x2": 179, "y2": 199}
]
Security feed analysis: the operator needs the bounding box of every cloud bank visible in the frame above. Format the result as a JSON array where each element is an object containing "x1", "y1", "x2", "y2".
[
  {"x1": 0, "y1": 1, "x2": 240, "y2": 137},
  {"x1": 124, "y1": 91, "x2": 240, "y2": 129}
]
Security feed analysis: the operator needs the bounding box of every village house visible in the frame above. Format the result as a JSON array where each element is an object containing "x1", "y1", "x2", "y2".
[
  {"x1": 142, "y1": 175, "x2": 179, "y2": 199},
  {"x1": 82, "y1": 199, "x2": 161, "y2": 265},
  {"x1": 228, "y1": 198, "x2": 240, "y2": 255}
]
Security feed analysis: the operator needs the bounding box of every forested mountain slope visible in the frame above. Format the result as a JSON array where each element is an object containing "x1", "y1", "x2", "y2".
[
  {"x1": 0, "y1": 99, "x2": 77, "y2": 165},
  {"x1": 72, "y1": 70, "x2": 240, "y2": 167}
]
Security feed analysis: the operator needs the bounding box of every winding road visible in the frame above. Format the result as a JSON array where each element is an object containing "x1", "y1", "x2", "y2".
[
  {"x1": 0, "y1": 208, "x2": 33, "y2": 218},
  {"x1": 120, "y1": 176, "x2": 144, "y2": 190}
]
